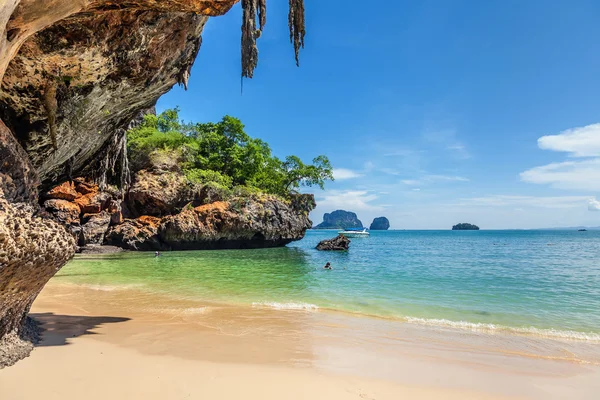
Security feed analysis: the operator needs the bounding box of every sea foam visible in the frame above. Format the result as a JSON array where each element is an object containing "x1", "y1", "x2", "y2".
[
  {"x1": 404, "y1": 316, "x2": 600, "y2": 342},
  {"x1": 252, "y1": 302, "x2": 319, "y2": 311}
]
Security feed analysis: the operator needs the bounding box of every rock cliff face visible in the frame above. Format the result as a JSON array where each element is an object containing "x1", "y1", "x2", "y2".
[
  {"x1": 0, "y1": 0, "x2": 308, "y2": 366},
  {"x1": 314, "y1": 210, "x2": 363, "y2": 230},
  {"x1": 369, "y1": 217, "x2": 390, "y2": 230},
  {"x1": 37, "y1": 167, "x2": 316, "y2": 251}
]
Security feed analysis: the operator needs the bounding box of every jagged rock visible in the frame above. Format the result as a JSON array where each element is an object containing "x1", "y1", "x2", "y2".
[
  {"x1": 0, "y1": 121, "x2": 39, "y2": 204},
  {"x1": 73, "y1": 178, "x2": 99, "y2": 195},
  {"x1": 107, "y1": 200, "x2": 123, "y2": 225},
  {"x1": 73, "y1": 191, "x2": 111, "y2": 214},
  {"x1": 80, "y1": 211, "x2": 111, "y2": 245},
  {"x1": 126, "y1": 169, "x2": 197, "y2": 217},
  {"x1": 43, "y1": 181, "x2": 79, "y2": 201},
  {"x1": 43, "y1": 199, "x2": 80, "y2": 226},
  {"x1": 158, "y1": 195, "x2": 315, "y2": 250},
  {"x1": 0, "y1": 196, "x2": 76, "y2": 366},
  {"x1": 314, "y1": 210, "x2": 363, "y2": 230},
  {"x1": 316, "y1": 234, "x2": 350, "y2": 251},
  {"x1": 105, "y1": 215, "x2": 164, "y2": 251},
  {"x1": 370, "y1": 217, "x2": 390, "y2": 230}
]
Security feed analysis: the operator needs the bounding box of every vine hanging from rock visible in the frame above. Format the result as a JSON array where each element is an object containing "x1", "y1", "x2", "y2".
[{"x1": 241, "y1": 0, "x2": 305, "y2": 79}]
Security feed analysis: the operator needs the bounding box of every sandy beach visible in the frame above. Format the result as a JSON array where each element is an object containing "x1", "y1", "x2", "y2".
[{"x1": 1, "y1": 282, "x2": 599, "y2": 400}]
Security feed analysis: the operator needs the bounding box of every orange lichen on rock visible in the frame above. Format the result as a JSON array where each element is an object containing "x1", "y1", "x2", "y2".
[
  {"x1": 74, "y1": 178, "x2": 99, "y2": 195},
  {"x1": 44, "y1": 181, "x2": 80, "y2": 201},
  {"x1": 137, "y1": 215, "x2": 162, "y2": 227},
  {"x1": 194, "y1": 201, "x2": 229, "y2": 214}
]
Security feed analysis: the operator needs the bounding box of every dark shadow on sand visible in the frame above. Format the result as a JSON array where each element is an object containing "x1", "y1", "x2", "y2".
[{"x1": 30, "y1": 313, "x2": 130, "y2": 346}]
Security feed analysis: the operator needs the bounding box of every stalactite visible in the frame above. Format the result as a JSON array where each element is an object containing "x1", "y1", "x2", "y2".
[
  {"x1": 241, "y1": 0, "x2": 305, "y2": 79},
  {"x1": 241, "y1": 0, "x2": 262, "y2": 79},
  {"x1": 288, "y1": 0, "x2": 305, "y2": 67},
  {"x1": 42, "y1": 81, "x2": 58, "y2": 150},
  {"x1": 119, "y1": 131, "x2": 131, "y2": 195}
]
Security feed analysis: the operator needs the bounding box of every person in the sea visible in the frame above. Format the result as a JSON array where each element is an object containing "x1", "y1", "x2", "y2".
[
  {"x1": 155, "y1": 251, "x2": 160, "y2": 257},
  {"x1": 323, "y1": 262, "x2": 332, "y2": 270}
]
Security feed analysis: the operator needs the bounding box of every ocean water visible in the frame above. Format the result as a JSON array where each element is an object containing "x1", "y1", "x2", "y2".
[{"x1": 55, "y1": 230, "x2": 600, "y2": 341}]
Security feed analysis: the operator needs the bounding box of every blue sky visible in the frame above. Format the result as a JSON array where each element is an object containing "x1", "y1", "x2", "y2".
[{"x1": 158, "y1": 0, "x2": 600, "y2": 229}]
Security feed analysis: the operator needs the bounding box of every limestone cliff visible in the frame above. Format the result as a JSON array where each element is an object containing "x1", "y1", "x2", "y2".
[
  {"x1": 314, "y1": 210, "x2": 363, "y2": 230},
  {"x1": 0, "y1": 0, "x2": 307, "y2": 366}
]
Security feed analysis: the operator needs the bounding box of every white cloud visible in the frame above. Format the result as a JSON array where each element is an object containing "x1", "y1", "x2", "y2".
[
  {"x1": 538, "y1": 123, "x2": 600, "y2": 157},
  {"x1": 589, "y1": 198, "x2": 600, "y2": 211},
  {"x1": 314, "y1": 190, "x2": 383, "y2": 212},
  {"x1": 521, "y1": 123, "x2": 600, "y2": 191},
  {"x1": 520, "y1": 159, "x2": 600, "y2": 191},
  {"x1": 454, "y1": 195, "x2": 591, "y2": 209},
  {"x1": 332, "y1": 168, "x2": 363, "y2": 180}
]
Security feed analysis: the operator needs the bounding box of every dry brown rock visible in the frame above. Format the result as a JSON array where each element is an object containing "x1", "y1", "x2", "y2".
[
  {"x1": 73, "y1": 191, "x2": 111, "y2": 214},
  {"x1": 43, "y1": 199, "x2": 81, "y2": 226},
  {"x1": 44, "y1": 181, "x2": 79, "y2": 201},
  {"x1": 105, "y1": 215, "x2": 164, "y2": 251},
  {"x1": 80, "y1": 211, "x2": 111, "y2": 245},
  {"x1": 126, "y1": 170, "x2": 197, "y2": 217}
]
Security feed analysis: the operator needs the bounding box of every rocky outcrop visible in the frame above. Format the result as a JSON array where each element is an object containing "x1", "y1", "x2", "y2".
[
  {"x1": 314, "y1": 210, "x2": 363, "y2": 230},
  {"x1": 81, "y1": 212, "x2": 112, "y2": 245},
  {"x1": 160, "y1": 195, "x2": 314, "y2": 249},
  {"x1": 43, "y1": 199, "x2": 81, "y2": 227},
  {"x1": 105, "y1": 194, "x2": 315, "y2": 250},
  {"x1": 316, "y1": 234, "x2": 350, "y2": 251},
  {"x1": 369, "y1": 217, "x2": 390, "y2": 230},
  {"x1": 126, "y1": 169, "x2": 198, "y2": 217},
  {"x1": 104, "y1": 215, "x2": 164, "y2": 251}
]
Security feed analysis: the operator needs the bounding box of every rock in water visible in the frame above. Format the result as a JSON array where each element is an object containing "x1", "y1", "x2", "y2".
[
  {"x1": 370, "y1": 217, "x2": 390, "y2": 230},
  {"x1": 314, "y1": 210, "x2": 363, "y2": 230},
  {"x1": 316, "y1": 234, "x2": 351, "y2": 251}
]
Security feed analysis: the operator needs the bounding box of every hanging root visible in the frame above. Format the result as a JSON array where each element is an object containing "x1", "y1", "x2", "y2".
[
  {"x1": 241, "y1": 0, "x2": 266, "y2": 79},
  {"x1": 241, "y1": 0, "x2": 305, "y2": 79},
  {"x1": 288, "y1": 0, "x2": 305, "y2": 67}
]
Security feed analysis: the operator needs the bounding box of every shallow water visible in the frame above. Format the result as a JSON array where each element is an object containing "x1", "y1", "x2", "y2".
[{"x1": 56, "y1": 230, "x2": 600, "y2": 342}]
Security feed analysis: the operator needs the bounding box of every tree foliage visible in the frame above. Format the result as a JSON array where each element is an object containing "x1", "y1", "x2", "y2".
[{"x1": 127, "y1": 109, "x2": 334, "y2": 197}]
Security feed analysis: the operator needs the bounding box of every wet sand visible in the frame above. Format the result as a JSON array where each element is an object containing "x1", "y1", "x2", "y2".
[{"x1": 1, "y1": 282, "x2": 599, "y2": 399}]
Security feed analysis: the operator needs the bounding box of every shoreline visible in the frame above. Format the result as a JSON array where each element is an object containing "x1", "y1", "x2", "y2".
[{"x1": 1, "y1": 281, "x2": 599, "y2": 399}]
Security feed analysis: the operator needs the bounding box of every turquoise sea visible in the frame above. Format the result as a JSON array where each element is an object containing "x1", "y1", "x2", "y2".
[{"x1": 56, "y1": 230, "x2": 600, "y2": 341}]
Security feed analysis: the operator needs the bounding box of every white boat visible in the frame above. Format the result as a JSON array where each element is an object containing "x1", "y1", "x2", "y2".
[{"x1": 338, "y1": 228, "x2": 370, "y2": 238}]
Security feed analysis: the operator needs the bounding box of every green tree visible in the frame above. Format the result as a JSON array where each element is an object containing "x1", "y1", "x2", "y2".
[{"x1": 127, "y1": 109, "x2": 334, "y2": 197}]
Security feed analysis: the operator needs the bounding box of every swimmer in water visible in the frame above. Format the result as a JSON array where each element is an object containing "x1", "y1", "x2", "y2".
[
  {"x1": 323, "y1": 262, "x2": 332, "y2": 270},
  {"x1": 155, "y1": 251, "x2": 160, "y2": 257}
]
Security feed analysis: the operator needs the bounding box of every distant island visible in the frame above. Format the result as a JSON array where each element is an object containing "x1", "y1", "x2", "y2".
[
  {"x1": 314, "y1": 210, "x2": 363, "y2": 230},
  {"x1": 452, "y1": 223, "x2": 480, "y2": 230},
  {"x1": 370, "y1": 217, "x2": 390, "y2": 230}
]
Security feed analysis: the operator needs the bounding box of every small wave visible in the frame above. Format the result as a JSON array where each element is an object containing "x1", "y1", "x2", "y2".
[
  {"x1": 79, "y1": 283, "x2": 143, "y2": 292},
  {"x1": 403, "y1": 316, "x2": 600, "y2": 342},
  {"x1": 252, "y1": 302, "x2": 319, "y2": 311}
]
